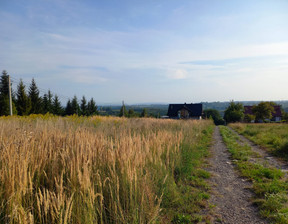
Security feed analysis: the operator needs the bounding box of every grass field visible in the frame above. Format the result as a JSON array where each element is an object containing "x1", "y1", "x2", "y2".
[
  {"x1": 0, "y1": 115, "x2": 214, "y2": 223},
  {"x1": 230, "y1": 123, "x2": 288, "y2": 159}
]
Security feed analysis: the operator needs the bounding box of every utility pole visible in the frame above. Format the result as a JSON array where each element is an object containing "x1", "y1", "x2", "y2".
[
  {"x1": 8, "y1": 75, "x2": 13, "y2": 116},
  {"x1": 122, "y1": 100, "x2": 125, "y2": 117}
]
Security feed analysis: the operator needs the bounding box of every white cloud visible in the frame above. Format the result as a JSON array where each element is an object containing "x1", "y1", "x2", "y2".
[{"x1": 167, "y1": 69, "x2": 188, "y2": 80}]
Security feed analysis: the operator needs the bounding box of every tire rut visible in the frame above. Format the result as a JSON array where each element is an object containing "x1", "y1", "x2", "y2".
[
  {"x1": 228, "y1": 127, "x2": 288, "y2": 175},
  {"x1": 207, "y1": 126, "x2": 267, "y2": 224}
]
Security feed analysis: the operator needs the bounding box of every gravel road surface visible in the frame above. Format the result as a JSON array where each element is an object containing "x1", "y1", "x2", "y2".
[{"x1": 207, "y1": 127, "x2": 268, "y2": 224}]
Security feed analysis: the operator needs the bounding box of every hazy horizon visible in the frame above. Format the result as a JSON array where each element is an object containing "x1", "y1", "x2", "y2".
[{"x1": 1, "y1": 0, "x2": 288, "y2": 104}]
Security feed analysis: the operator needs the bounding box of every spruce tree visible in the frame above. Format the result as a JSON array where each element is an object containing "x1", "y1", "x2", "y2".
[
  {"x1": 42, "y1": 90, "x2": 53, "y2": 114},
  {"x1": 48, "y1": 90, "x2": 53, "y2": 113},
  {"x1": 29, "y1": 78, "x2": 42, "y2": 114},
  {"x1": 0, "y1": 70, "x2": 9, "y2": 115},
  {"x1": 87, "y1": 98, "x2": 98, "y2": 116},
  {"x1": 80, "y1": 96, "x2": 87, "y2": 116},
  {"x1": 42, "y1": 93, "x2": 49, "y2": 114},
  {"x1": 0, "y1": 70, "x2": 9, "y2": 96},
  {"x1": 65, "y1": 100, "x2": 73, "y2": 115},
  {"x1": 16, "y1": 79, "x2": 31, "y2": 115},
  {"x1": 71, "y1": 95, "x2": 80, "y2": 115},
  {"x1": 52, "y1": 95, "x2": 63, "y2": 115}
]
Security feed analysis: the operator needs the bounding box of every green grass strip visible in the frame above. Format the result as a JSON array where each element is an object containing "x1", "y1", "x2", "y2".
[{"x1": 163, "y1": 125, "x2": 214, "y2": 223}]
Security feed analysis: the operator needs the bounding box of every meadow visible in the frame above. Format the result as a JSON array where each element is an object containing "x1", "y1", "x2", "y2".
[
  {"x1": 230, "y1": 123, "x2": 288, "y2": 159},
  {"x1": 0, "y1": 115, "x2": 213, "y2": 223}
]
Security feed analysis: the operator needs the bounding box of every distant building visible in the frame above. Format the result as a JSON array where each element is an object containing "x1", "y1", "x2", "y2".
[
  {"x1": 244, "y1": 105, "x2": 282, "y2": 122},
  {"x1": 167, "y1": 103, "x2": 203, "y2": 119}
]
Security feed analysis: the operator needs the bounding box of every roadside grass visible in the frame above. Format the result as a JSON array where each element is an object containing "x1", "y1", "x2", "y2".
[
  {"x1": 0, "y1": 115, "x2": 214, "y2": 223},
  {"x1": 219, "y1": 126, "x2": 288, "y2": 223},
  {"x1": 163, "y1": 124, "x2": 215, "y2": 223},
  {"x1": 230, "y1": 123, "x2": 288, "y2": 160}
]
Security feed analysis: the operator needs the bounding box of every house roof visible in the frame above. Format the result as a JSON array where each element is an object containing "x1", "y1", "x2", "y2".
[
  {"x1": 244, "y1": 105, "x2": 282, "y2": 117},
  {"x1": 167, "y1": 103, "x2": 203, "y2": 117}
]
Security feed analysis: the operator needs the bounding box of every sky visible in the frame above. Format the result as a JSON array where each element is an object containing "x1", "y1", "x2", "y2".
[{"x1": 1, "y1": 0, "x2": 288, "y2": 104}]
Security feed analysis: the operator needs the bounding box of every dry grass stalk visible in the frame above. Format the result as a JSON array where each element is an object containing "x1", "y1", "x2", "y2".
[{"x1": 0, "y1": 115, "x2": 211, "y2": 223}]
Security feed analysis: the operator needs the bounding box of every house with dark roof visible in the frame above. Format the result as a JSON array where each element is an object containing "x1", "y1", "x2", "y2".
[
  {"x1": 244, "y1": 105, "x2": 282, "y2": 122},
  {"x1": 167, "y1": 103, "x2": 203, "y2": 119}
]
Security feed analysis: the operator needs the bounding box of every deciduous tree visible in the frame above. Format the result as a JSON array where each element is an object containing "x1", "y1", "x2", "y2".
[
  {"x1": 252, "y1": 102, "x2": 275, "y2": 122},
  {"x1": 203, "y1": 109, "x2": 225, "y2": 125},
  {"x1": 224, "y1": 101, "x2": 244, "y2": 123}
]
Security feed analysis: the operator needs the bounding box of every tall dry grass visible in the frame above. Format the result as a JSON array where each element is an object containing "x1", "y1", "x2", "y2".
[{"x1": 0, "y1": 115, "x2": 212, "y2": 223}]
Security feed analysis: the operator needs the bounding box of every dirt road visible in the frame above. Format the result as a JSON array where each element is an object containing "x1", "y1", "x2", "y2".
[{"x1": 207, "y1": 127, "x2": 267, "y2": 224}]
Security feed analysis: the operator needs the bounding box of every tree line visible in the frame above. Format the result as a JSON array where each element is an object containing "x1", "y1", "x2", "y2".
[
  {"x1": 0, "y1": 70, "x2": 98, "y2": 116},
  {"x1": 204, "y1": 100, "x2": 288, "y2": 125},
  {"x1": 223, "y1": 101, "x2": 288, "y2": 123}
]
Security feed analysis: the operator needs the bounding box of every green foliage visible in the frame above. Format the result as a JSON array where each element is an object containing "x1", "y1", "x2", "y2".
[
  {"x1": 16, "y1": 79, "x2": 31, "y2": 115},
  {"x1": 127, "y1": 109, "x2": 139, "y2": 118},
  {"x1": 141, "y1": 108, "x2": 148, "y2": 117},
  {"x1": 42, "y1": 90, "x2": 53, "y2": 114},
  {"x1": 65, "y1": 100, "x2": 73, "y2": 115},
  {"x1": 203, "y1": 109, "x2": 225, "y2": 125},
  {"x1": 224, "y1": 101, "x2": 244, "y2": 123},
  {"x1": 80, "y1": 95, "x2": 87, "y2": 116},
  {"x1": 71, "y1": 95, "x2": 80, "y2": 115},
  {"x1": 86, "y1": 98, "x2": 98, "y2": 116},
  {"x1": 119, "y1": 104, "x2": 128, "y2": 117},
  {"x1": 52, "y1": 95, "x2": 63, "y2": 115},
  {"x1": 244, "y1": 114, "x2": 256, "y2": 123},
  {"x1": 252, "y1": 102, "x2": 275, "y2": 122},
  {"x1": 0, "y1": 70, "x2": 9, "y2": 96},
  {"x1": 0, "y1": 70, "x2": 17, "y2": 115},
  {"x1": 29, "y1": 78, "x2": 42, "y2": 114}
]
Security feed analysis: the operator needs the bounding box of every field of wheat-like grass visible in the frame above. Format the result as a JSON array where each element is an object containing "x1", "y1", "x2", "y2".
[{"x1": 0, "y1": 115, "x2": 213, "y2": 223}]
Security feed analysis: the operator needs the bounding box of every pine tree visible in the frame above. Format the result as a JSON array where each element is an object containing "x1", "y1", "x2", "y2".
[
  {"x1": 52, "y1": 95, "x2": 63, "y2": 115},
  {"x1": 80, "y1": 96, "x2": 87, "y2": 116},
  {"x1": 71, "y1": 95, "x2": 80, "y2": 115},
  {"x1": 42, "y1": 94, "x2": 49, "y2": 114},
  {"x1": 29, "y1": 78, "x2": 42, "y2": 114},
  {"x1": 42, "y1": 90, "x2": 53, "y2": 114},
  {"x1": 87, "y1": 98, "x2": 98, "y2": 116},
  {"x1": 0, "y1": 70, "x2": 9, "y2": 96},
  {"x1": 16, "y1": 79, "x2": 31, "y2": 115},
  {"x1": 65, "y1": 100, "x2": 73, "y2": 115},
  {"x1": 48, "y1": 90, "x2": 53, "y2": 113},
  {"x1": 0, "y1": 70, "x2": 10, "y2": 115}
]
